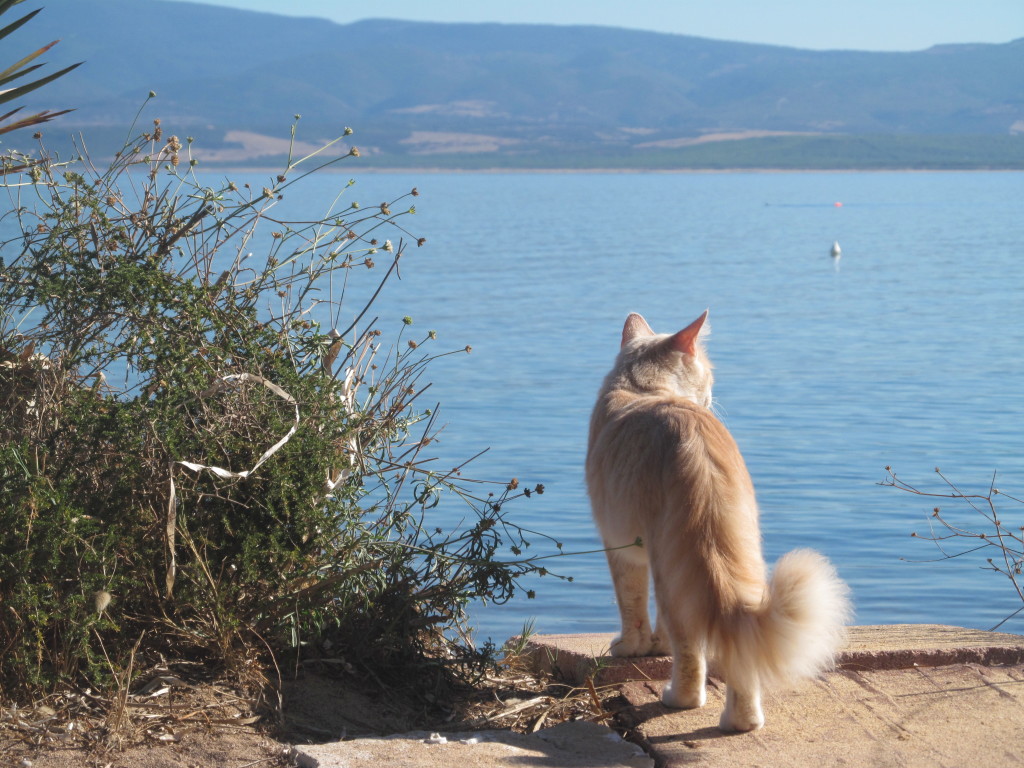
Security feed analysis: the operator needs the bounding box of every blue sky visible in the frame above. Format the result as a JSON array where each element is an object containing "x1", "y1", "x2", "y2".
[{"x1": 189, "y1": 0, "x2": 1023, "y2": 51}]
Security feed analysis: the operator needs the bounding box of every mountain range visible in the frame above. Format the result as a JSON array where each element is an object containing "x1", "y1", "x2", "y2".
[{"x1": 10, "y1": 0, "x2": 1024, "y2": 169}]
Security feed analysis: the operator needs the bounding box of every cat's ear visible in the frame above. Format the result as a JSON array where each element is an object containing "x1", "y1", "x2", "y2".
[
  {"x1": 668, "y1": 309, "x2": 709, "y2": 356},
  {"x1": 621, "y1": 313, "x2": 655, "y2": 347}
]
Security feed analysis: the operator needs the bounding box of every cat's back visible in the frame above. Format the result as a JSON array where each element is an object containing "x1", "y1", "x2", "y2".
[{"x1": 588, "y1": 386, "x2": 747, "y2": 488}]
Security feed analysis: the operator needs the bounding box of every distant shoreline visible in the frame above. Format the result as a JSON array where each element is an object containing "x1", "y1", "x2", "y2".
[{"x1": 203, "y1": 165, "x2": 1024, "y2": 175}]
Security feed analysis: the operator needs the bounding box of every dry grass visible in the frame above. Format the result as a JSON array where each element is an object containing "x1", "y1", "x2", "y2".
[
  {"x1": 0, "y1": 639, "x2": 629, "y2": 767},
  {"x1": 0, "y1": 668, "x2": 276, "y2": 767},
  {"x1": 449, "y1": 651, "x2": 622, "y2": 735}
]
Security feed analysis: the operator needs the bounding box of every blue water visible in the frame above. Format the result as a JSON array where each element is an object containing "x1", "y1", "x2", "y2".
[{"x1": 252, "y1": 170, "x2": 1024, "y2": 641}]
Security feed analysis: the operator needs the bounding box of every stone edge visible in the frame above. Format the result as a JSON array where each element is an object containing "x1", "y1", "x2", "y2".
[{"x1": 525, "y1": 632, "x2": 1024, "y2": 686}]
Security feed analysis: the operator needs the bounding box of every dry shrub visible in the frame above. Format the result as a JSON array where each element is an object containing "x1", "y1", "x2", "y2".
[{"x1": 0, "y1": 116, "x2": 560, "y2": 720}]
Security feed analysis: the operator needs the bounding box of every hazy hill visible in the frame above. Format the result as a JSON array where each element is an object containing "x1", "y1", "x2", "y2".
[{"x1": 11, "y1": 0, "x2": 1024, "y2": 168}]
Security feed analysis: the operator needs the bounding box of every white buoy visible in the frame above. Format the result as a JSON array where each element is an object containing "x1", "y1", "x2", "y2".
[{"x1": 830, "y1": 241, "x2": 842, "y2": 259}]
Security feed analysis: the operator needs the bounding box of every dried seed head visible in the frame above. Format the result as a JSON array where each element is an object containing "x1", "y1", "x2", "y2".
[{"x1": 94, "y1": 590, "x2": 112, "y2": 614}]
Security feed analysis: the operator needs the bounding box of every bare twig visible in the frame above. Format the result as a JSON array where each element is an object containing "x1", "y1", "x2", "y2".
[{"x1": 883, "y1": 466, "x2": 1024, "y2": 629}]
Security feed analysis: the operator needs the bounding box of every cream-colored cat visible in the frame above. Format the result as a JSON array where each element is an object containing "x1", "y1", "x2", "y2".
[{"x1": 586, "y1": 310, "x2": 851, "y2": 732}]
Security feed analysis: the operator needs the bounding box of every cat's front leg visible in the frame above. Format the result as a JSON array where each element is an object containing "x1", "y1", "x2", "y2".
[
  {"x1": 610, "y1": 625, "x2": 655, "y2": 657},
  {"x1": 649, "y1": 621, "x2": 672, "y2": 656},
  {"x1": 606, "y1": 550, "x2": 656, "y2": 657}
]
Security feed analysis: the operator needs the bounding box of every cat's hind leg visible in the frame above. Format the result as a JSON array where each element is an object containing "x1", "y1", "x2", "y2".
[
  {"x1": 660, "y1": 631, "x2": 707, "y2": 709},
  {"x1": 720, "y1": 680, "x2": 764, "y2": 732},
  {"x1": 651, "y1": 566, "x2": 707, "y2": 708},
  {"x1": 605, "y1": 549, "x2": 658, "y2": 657}
]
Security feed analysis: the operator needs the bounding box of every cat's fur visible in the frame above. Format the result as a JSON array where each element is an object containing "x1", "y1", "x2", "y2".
[{"x1": 586, "y1": 311, "x2": 851, "y2": 732}]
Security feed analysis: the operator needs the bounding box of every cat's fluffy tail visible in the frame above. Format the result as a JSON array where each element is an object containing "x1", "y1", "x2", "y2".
[{"x1": 717, "y1": 549, "x2": 852, "y2": 690}]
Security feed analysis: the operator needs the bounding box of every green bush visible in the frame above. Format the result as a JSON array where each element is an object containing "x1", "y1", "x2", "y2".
[{"x1": 0, "y1": 116, "x2": 554, "y2": 703}]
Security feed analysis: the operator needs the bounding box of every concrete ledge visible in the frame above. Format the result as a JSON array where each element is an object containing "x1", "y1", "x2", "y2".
[
  {"x1": 524, "y1": 624, "x2": 1024, "y2": 685},
  {"x1": 293, "y1": 626, "x2": 1024, "y2": 768},
  {"x1": 620, "y1": 661, "x2": 1024, "y2": 768}
]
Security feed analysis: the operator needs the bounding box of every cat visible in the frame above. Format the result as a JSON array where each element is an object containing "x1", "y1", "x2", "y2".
[{"x1": 586, "y1": 310, "x2": 851, "y2": 732}]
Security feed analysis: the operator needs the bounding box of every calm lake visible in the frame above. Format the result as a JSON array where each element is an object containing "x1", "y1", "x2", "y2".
[{"x1": 253, "y1": 169, "x2": 1024, "y2": 643}]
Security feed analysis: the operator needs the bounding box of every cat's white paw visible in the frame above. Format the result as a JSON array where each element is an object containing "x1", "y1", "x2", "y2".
[
  {"x1": 661, "y1": 681, "x2": 706, "y2": 709},
  {"x1": 719, "y1": 699, "x2": 764, "y2": 732},
  {"x1": 611, "y1": 629, "x2": 671, "y2": 657},
  {"x1": 609, "y1": 632, "x2": 648, "y2": 657}
]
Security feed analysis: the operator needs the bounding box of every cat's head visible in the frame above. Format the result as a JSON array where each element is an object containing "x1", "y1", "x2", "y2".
[{"x1": 613, "y1": 310, "x2": 714, "y2": 408}]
